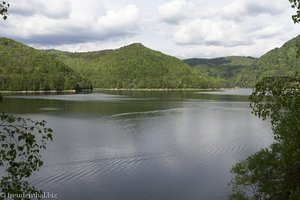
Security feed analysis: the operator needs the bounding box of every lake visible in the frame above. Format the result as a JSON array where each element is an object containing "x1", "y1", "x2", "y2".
[{"x1": 0, "y1": 89, "x2": 273, "y2": 200}]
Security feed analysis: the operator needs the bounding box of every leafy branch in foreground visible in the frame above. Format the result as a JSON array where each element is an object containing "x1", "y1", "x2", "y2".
[
  {"x1": 0, "y1": 1, "x2": 9, "y2": 20},
  {"x1": 0, "y1": 113, "x2": 53, "y2": 200},
  {"x1": 290, "y1": 0, "x2": 300, "y2": 23},
  {"x1": 229, "y1": 76, "x2": 300, "y2": 200},
  {"x1": 289, "y1": 0, "x2": 300, "y2": 56}
]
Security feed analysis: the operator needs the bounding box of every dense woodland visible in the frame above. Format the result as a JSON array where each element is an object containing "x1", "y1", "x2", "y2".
[
  {"x1": 0, "y1": 35, "x2": 300, "y2": 91},
  {"x1": 0, "y1": 38, "x2": 91, "y2": 91},
  {"x1": 183, "y1": 56, "x2": 257, "y2": 83},
  {"x1": 45, "y1": 43, "x2": 224, "y2": 89},
  {"x1": 184, "y1": 35, "x2": 300, "y2": 87},
  {"x1": 230, "y1": 76, "x2": 300, "y2": 200},
  {"x1": 232, "y1": 35, "x2": 300, "y2": 86}
]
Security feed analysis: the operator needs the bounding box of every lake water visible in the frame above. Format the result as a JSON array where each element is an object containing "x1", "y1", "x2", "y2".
[{"x1": 0, "y1": 89, "x2": 273, "y2": 200}]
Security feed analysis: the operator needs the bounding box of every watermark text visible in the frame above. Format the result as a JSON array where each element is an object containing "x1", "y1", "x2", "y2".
[{"x1": 0, "y1": 192, "x2": 58, "y2": 199}]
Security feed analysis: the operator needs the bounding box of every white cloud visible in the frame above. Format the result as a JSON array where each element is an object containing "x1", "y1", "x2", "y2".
[
  {"x1": 173, "y1": 19, "x2": 223, "y2": 45},
  {"x1": 40, "y1": 0, "x2": 72, "y2": 19},
  {"x1": 164, "y1": 0, "x2": 298, "y2": 51},
  {"x1": 222, "y1": 0, "x2": 286, "y2": 22},
  {"x1": 1, "y1": 0, "x2": 300, "y2": 58},
  {"x1": 172, "y1": 17, "x2": 255, "y2": 47},
  {"x1": 158, "y1": 0, "x2": 194, "y2": 24},
  {"x1": 94, "y1": 5, "x2": 140, "y2": 36},
  {"x1": 11, "y1": 0, "x2": 71, "y2": 18},
  {"x1": 2, "y1": 1, "x2": 140, "y2": 44}
]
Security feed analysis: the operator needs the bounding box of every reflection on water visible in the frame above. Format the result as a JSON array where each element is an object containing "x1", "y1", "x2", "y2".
[
  {"x1": 0, "y1": 90, "x2": 273, "y2": 200},
  {"x1": 7, "y1": 93, "x2": 126, "y2": 101},
  {"x1": 196, "y1": 88, "x2": 253, "y2": 96}
]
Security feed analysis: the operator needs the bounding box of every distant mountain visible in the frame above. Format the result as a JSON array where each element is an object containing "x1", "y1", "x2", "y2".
[
  {"x1": 0, "y1": 38, "x2": 90, "y2": 91},
  {"x1": 46, "y1": 43, "x2": 224, "y2": 89},
  {"x1": 233, "y1": 35, "x2": 300, "y2": 87},
  {"x1": 184, "y1": 56, "x2": 256, "y2": 67},
  {"x1": 4, "y1": 35, "x2": 298, "y2": 90},
  {"x1": 184, "y1": 56, "x2": 257, "y2": 80}
]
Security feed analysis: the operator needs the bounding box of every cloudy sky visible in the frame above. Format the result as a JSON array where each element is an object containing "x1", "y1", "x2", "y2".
[{"x1": 1, "y1": 0, "x2": 300, "y2": 58}]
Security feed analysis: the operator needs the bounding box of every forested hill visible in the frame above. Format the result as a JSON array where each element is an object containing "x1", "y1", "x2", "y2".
[
  {"x1": 183, "y1": 56, "x2": 257, "y2": 80},
  {"x1": 0, "y1": 38, "x2": 91, "y2": 91},
  {"x1": 3, "y1": 35, "x2": 299, "y2": 90},
  {"x1": 45, "y1": 43, "x2": 224, "y2": 89},
  {"x1": 233, "y1": 35, "x2": 300, "y2": 87},
  {"x1": 184, "y1": 56, "x2": 256, "y2": 67}
]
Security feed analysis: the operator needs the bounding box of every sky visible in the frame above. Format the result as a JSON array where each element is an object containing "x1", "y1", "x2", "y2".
[{"x1": 0, "y1": 0, "x2": 300, "y2": 58}]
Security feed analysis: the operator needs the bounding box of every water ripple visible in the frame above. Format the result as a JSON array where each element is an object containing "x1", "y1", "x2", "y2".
[{"x1": 30, "y1": 153, "x2": 174, "y2": 188}]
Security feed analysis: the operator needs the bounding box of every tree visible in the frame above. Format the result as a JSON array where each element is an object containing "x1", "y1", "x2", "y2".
[
  {"x1": 289, "y1": 0, "x2": 300, "y2": 56},
  {"x1": 0, "y1": 1, "x2": 8, "y2": 97},
  {"x1": 0, "y1": 114, "x2": 53, "y2": 200},
  {"x1": 290, "y1": 0, "x2": 300, "y2": 23},
  {"x1": 229, "y1": 144, "x2": 283, "y2": 200},
  {"x1": 0, "y1": 0, "x2": 8, "y2": 95},
  {"x1": 229, "y1": 2, "x2": 300, "y2": 199},
  {"x1": 0, "y1": 4, "x2": 53, "y2": 199},
  {"x1": 229, "y1": 76, "x2": 300, "y2": 200},
  {"x1": 0, "y1": 1, "x2": 9, "y2": 20}
]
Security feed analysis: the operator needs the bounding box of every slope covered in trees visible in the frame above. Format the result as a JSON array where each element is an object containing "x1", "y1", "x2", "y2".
[
  {"x1": 184, "y1": 56, "x2": 256, "y2": 80},
  {"x1": 3, "y1": 35, "x2": 300, "y2": 90},
  {"x1": 233, "y1": 35, "x2": 300, "y2": 87},
  {"x1": 0, "y1": 38, "x2": 90, "y2": 91},
  {"x1": 46, "y1": 43, "x2": 224, "y2": 89}
]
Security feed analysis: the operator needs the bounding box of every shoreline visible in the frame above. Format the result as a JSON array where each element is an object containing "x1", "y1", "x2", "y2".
[
  {"x1": 94, "y1": 88, "x2": 234, "y2": 91},
  {"x1": 0, "y1": 90, "x2": 77, "y2": 94},
  {"x1": 0, "y1": 87, "x2": 240, "y2": 94}
]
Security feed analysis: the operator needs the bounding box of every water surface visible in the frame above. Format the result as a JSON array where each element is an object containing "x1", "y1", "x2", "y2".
[{"x1": 0, "y1": 90, "x2": 273, "y2": 200}]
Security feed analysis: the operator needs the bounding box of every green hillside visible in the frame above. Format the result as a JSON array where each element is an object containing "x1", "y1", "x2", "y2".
[
  {"x1": 46, "y1": 43, "x2": 224, "y2": 89},
  {"x1": 233, "y1": 35, "x2": 300, "y2": 87},
  {"x1": 184, "y1": 56, "x2": 257, "y2": 80},
  {"x1": 2, "y1": 35, "x2": 300, "y2": 90},
  {"x1": 0, "y1": 38, "x2": 91, "y2": 91}
]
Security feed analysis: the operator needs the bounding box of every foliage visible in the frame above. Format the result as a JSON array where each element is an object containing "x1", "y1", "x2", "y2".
[
  {"x1": 289, "y1": 0, "x2": 300, "y2": 57},
  {"x1": 0, "y1": 113, "x2": 53, "y2": 200},
  {"x1": 229, "y1": 144, "x2": 283, "y2": 200},
  {"x1": 3, "y1": 35, "x2": 300, "y2": 90},
  {"x1": 0, "y1": 38, "x2": 225, "y2": 90},
  {"x1": 184, "y1": 56, "x2": 256, "y2": 68},
  {"x1": 290, "y1": 0, "x2": 300, "y2": 23},
  {"x1": 184, "y1": 56, "x2": 256, "y2": 86},
  {"x1": 2, "y1": 36, "x2": 299, "y2": 90},
  {"x1": 0, "y1": 1, "x2": 9, "y2": 20},
  {"x1": 0, "y1": 4, "x2": 54, "y2": 200},
  {"x1": 0, "y1": 38, "x2": 91, "y2": 91},
  {"x1": 229, "y1": 76, "x2": 300, "y2": 200},
  {"x1": 46, "y1": 43, "x2": 225, "y2": 89},
  {"x1": 233, "y1": 36, "x2": 300, "y2": 87}
]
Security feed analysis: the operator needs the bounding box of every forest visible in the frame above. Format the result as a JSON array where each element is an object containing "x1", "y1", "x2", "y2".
[
  {"x1": 1, "y1": 35, "x2": 300, "y2": 91},
  {"x1": 0, "y1": 38, "x2": 91, "y2": 91},
  {"x1": 45, "y1": 43, "x2": 225, "y2": 89}
]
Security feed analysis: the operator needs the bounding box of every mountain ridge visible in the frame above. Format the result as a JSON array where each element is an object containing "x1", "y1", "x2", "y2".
[
  {"x1": 1, "y1": 35, "x2": 300, "y2": 90},
  {"x1": 183, "y1": 56, "x2": 257, "y2": 82},
  {"x1": 45, "y1": 42, "x2": 225, "y2": 89},
  {"x1": 0, "y1": 37, "x2": 91, "y2": 91},
  {"x1": 233, "y1": 35, "x2": 300, "y2": 86}
]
